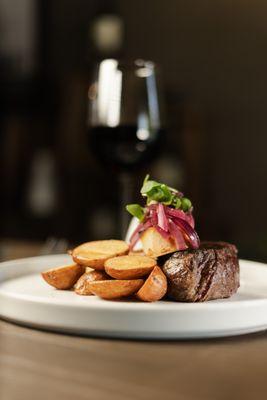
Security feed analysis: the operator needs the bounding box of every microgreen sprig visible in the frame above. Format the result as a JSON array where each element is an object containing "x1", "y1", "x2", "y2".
[{"x1": 126, "y1": 175, "x2": 192, "y2": 221}]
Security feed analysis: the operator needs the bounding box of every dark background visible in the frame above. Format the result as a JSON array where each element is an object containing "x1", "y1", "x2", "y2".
[{"x1": 0, "y1": 0, "x2": 266, "y2": 261}]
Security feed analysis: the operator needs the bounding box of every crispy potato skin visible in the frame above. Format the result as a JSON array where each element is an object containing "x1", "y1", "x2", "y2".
[
  {"x1": 104, "y1": 255, "x2": 156, "y2": 280},
  {"x1": 136, "y1": 266, "x2": 167, "y2": 302},
  {"x1": 141, "y1": 227, "x2": 177, "y2": 257},
  {"x1": 72, "y1": 240, "x2": 129, "y2": 270},
  {"x1": 75, "y1": 271, "x2": 109, "y2": 295},
  {"x1": 41, "y1": 264, "x2": 85, "y2": 290},
  {"x1": 89, "y1": 279, "x2": 144, "y2": 300}
]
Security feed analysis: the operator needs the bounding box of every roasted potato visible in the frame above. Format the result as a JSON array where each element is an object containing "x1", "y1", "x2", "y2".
[
  {"x1": 88, "y1": 279, "x2": 144, "y2": 300},
  {"x1": 41, "y1": 264, "x2": 85, "y2": 290},
  {"x1": 71, "y1": 240, "x2": 129, "y2": 270},
  {"x1": 136, "y1": 266, "x2": 167, "y2": 302},
  {"x1": 140, "y1": 227, "x2": 177, "y2": 257},
  {"x1": 75, "y1": 270, "x2": 110, "y2": 295},
  {"x1": 105, "y1": 255, "x2": 156, "y2": 280}
]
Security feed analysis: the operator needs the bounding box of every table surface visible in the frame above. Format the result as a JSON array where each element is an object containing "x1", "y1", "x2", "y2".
[
  {"x1": 0, "y1": 241, "x2": 267, "y2": 400},
  {"x1": 1, "y1": 321, "x2": 267, "y2": 400}
]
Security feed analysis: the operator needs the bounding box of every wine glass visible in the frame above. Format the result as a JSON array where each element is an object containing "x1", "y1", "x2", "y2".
[{"x1": 88, "y1": 59, "x2": 164, "y2": 236}]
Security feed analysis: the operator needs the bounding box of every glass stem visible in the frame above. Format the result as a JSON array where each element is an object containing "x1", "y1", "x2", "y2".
[{"x1": 118, "y1": 172, "x2": 134, "y2": 239}]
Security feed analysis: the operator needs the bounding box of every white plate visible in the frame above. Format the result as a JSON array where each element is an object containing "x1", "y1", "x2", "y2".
[{"x1": 0, "y1": 255, "x2": 266, "y2": 339}]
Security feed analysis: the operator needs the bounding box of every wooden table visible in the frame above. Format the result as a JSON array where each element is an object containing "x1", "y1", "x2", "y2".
[
  {"x1": 0, "y1": 320, "x2": 267, "y2": 400},
  {"x1": 0, "y1": 241, "x2": 267, "y2": 400}
]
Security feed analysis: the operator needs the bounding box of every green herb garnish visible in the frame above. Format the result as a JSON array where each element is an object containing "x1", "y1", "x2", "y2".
[
  {"x1": 141, "y1": 174, "x2": 172, "y2": 204},
  {"x1": 181, "y1": 197, "x2": 192, "y2": 212},
  {"x1": 126, "y1": 204, "x2": 145, "y2": 221},
  {"x1": 126, "y1": 174, "x2": 193, "y2": 221}
]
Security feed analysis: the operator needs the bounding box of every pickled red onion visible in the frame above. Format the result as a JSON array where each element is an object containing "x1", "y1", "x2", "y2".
[{"x1": 129, "y1": 204, "x2": 199, "y2": 251}]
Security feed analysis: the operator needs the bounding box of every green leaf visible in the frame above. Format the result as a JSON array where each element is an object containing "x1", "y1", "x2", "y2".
[
  {"x1": 147, "y1": 187, "x2": 161, "y2": 200},
  {"x1": 143, "y1": 174, "x2": 150, "y2": 185},
  {"x1": 141, "y1": 180, "x2": 159, "y2": 195},
  {"x1": 126, "y1": 204, "x2": 145, "y2": 221},
  {"x1": 159, "y1": 184, "x2": 172, "y2": 202},
  {"x1": 173, "y1": 197, "x2": 182, "y2": 209},
  {"x1": 142, "y1": 182, "x2": 172, "y2": 204},
  {"x1": 181, "y1": 197, "x2": 192, "y2": 211},
  {"x1": 139, "y1": 174, "x2": 193, "y2": 210}
]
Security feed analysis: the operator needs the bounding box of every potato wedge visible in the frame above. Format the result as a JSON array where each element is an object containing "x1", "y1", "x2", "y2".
[
  {"x1": 72, "y1": 240, "x2": 129, "y2": 270},
  {"x1": 75, "y1": 270, "x2": 109, "y2": 295},
  {"x1": 141, "y1": 227, "x2": 177, "y2": 257},
  {"x1": 42, "y1": 264, "x2": 84, "y2": 290},
  {"x1": 89, "y1": 279, "x2": 144, "y2": 300},
  {"x1": 105, "y1": 255, "x2": 156, "y2": 280},
  {"x1": 136, "y1": 266, "x2": 167, "y2": 302}
]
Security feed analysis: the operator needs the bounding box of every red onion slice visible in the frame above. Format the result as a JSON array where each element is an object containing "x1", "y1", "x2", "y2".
[
  {"x1": 147, "y1": 204, "x2": 157, "y2": 210},
  {"x1": 165, "y1": 207, "x2": 188, "y2": 220},
  {"x1": 173, "y1": 217, "x2": 200, "y2": 249},
  {"x1": 142, "y1": 220, "x2": 153, "y2": 231},
  {"x1": 157, "y1": 203, "x2": 169, "y2": 232},
  {"x1": 168, "y1": 220, "x2": 188, "y2": 250},
  {"x1": 150, "y1": 209, "x2": 158, "y2": 226},
  {"x1": 165, "y1": 207, "x2": 195, "y2": 228},
  {"x1": 186, "y1": 213, "x2": 195, "y2": 228},
  {"x1": 129, "y1": 222, "x2": 144, "y2": 249},
  {"x1": 129, "y1": 204, "x2": 199, "y2": 251},
  {"x1": 129, "y1": 230, "x2": 141, "y2": 249}
]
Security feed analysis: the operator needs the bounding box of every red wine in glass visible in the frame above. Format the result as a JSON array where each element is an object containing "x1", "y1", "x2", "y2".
[
  {"x1": 88, "y1": 59, "x2": 165, "y2": 235},
  {"x1": 90, "y1": 125, "x2": 163, "y2": 171}
]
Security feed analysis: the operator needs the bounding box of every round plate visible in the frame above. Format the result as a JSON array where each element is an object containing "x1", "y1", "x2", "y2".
[{"x1": 0, "y1": 255, "x2": 266, "y2": 339}]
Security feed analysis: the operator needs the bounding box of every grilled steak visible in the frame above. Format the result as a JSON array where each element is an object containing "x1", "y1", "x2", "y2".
[{"x1": 162, "y1": 241, "x2": 239, "y2": 302}]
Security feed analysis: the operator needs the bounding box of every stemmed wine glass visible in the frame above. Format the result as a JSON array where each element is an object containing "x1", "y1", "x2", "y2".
[{"x1": 88, "y1": 59, "x2": 164, "y2": 236}]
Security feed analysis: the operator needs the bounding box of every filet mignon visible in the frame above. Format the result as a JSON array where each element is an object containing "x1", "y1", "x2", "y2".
[{"x1": 162, "y1": 241, "x2": 239, "y2": 302}]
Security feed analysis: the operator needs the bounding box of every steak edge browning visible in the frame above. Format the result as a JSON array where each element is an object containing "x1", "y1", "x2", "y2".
[{"x1": 162, "y1": 241, "x2": 239, "y2": 302}]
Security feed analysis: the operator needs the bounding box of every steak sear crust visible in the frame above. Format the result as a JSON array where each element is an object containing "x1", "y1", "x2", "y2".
[{"x1": 162, "y1": 241, "x2": 239, "y2": 302}]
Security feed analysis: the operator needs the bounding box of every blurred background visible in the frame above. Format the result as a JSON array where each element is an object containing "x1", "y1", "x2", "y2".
[{"x1": 0, "y1": 0, "x2": 266, "y2": 261}]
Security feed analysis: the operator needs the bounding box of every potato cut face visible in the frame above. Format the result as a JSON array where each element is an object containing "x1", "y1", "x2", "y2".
[
  {"x1": 73, "y1": 240, "x2": 129, "y2": 256},
  {"x1": 105, "y1": 255, "x2": 156, "y2": 279},
  {"x1": 72, "y1": 252, "x2": 109, "y2": 270},
  {"x1": 89, "y1": 279, "x2": 144, "y2": 299},
  {"x1": 136, "y1": 266, "x2": 167, "y2": 302},
  {"x1": 72, "y1": 240, "x2": 129, "y2": 269},
  {"x1": 141, "y1": 227, "x2": 177, "y2": 257},
  {"x1": 41, "y1": 264, "x2": 85, "y2": 290},
  {"x1": 75, "y1": 270, "x2": 109, "y2": 295}
]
